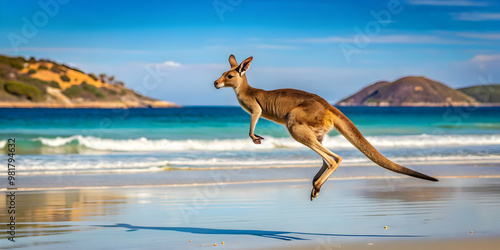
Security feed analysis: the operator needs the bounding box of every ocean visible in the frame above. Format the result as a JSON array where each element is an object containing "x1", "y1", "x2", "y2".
[{"x1": 1, "y1": 106, "x2": 500, "y2": 176}]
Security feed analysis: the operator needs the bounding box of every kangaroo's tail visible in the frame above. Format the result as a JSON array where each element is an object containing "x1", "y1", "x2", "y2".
[{"x1": 331, "y1": 107, "x2": 438, "y2": 182}]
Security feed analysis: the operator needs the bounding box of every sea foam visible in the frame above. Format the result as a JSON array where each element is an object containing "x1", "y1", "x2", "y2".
[
  {"x1": 15, "y1": 153, "x2": 500, "y2": 176},
  {"x1": 32, "y1": 134, "x2": 500, "y2": 152}
]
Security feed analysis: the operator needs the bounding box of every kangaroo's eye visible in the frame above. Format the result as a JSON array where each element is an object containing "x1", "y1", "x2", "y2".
[{"x1": 227, "y1": 75, "x2": 233, "y2": 79}]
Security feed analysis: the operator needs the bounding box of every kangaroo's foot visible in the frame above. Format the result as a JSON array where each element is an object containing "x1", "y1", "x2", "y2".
[
  {"x1": 310, "y1": 186, "x2": 321, "y2": 201},
  {"x1": 251, "y1": 134, "x2": 265, "y2": 144}
]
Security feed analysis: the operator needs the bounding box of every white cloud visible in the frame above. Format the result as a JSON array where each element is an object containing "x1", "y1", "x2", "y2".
[
  {"x1": 371, "y1": 35, "x2": 448, "y2": 44},
  {"x1": 470, "y1": 54, "x2": 500, "y2": 63},
  {"x1": 296, "y1": 37, "x2": 353, "y2": 43},
  {"x1": 294, "y1": 34, "x2": 466, "y2": 45},
  {"x1": 408, "y1": 0, "x2": 491, "y2": 6},
  {"x1": 455, "y1": 32, "x2": 500, "y2": 40},
  {"x1": 452, "y1": 12, "x2": 500, "y2": 21},
  {"x1": 163, "y1": 61, "x2": 182, "y2": 67},
  {"x1": 257, "y1": 44, "x2": 301, "y2": 50},
  {"x1": 470, "y1": 54, "x2": 500, "y2": 71},
  {"x1": 0, "y1": 47, "x2": 154, "y2": 54}
]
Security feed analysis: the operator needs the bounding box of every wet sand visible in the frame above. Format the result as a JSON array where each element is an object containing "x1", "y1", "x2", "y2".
[
  {"x1": 4, "y1": 161, "x2": 500, "y2": 190},
  {"x1": 2, "y1": 174, "x2": 500, "y2": 249},
  {"x1": 278, "y1": 237, "x2": 500, "y2": 250}
]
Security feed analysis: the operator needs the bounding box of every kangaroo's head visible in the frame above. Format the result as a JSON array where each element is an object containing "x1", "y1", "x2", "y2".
[{"x1": 214, "y1": 54, "x2": 253, "y2": 89}]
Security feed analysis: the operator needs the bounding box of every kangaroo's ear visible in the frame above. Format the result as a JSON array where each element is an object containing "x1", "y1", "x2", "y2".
[
  {"x1": 229, "y1": 54, "x2": 238, "y2": 68},
  {"x1": 237, "y1": 57, "x2": 253, "y2": 76}
]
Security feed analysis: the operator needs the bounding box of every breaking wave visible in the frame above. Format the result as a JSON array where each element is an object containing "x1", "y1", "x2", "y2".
[{"x1": 31, "y1": 134, "x2": 500, "y2": 152}]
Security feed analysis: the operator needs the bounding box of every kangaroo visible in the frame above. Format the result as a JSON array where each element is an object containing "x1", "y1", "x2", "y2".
[{"x1": 214, "y1": 55, "x2": 438, "y2": 201}]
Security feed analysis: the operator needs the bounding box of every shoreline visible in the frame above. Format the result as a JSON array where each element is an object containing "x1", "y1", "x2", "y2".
[
  {"x1": 5, "y1": 156, "x2": 500, "y2": 176},
  {"x1": 2, "y1": 160, "x2": 500, "y2": 191},
  {"x1": 3, "y1": 175, "x2": 500, "y2": 192}
]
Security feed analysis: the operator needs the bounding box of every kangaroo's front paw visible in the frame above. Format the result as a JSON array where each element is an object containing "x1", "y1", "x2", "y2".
[
  {"x1": 310, "y1": 187, "x2": 320, "y2": 201},
  {"x1": 251, "y1": 134, "x2": 265, "y2": 144}
]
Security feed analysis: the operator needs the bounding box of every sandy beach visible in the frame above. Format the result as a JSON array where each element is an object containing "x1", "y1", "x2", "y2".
[{"x1": 2, "y1": 162, "x2": 500, "y2": 250}]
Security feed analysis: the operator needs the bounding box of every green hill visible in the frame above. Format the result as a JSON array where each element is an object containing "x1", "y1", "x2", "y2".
[
  {"x1": 0, "y1": 54, "x2": 179, "y2": 108},
  {"x1": 457, "y1": 85, "x2": 500, "y2": 104}
]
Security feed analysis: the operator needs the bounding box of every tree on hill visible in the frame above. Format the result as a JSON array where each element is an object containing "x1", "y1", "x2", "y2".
[
  {"x1": 0, "y1": 55, "x2": 25, "y2": 70},
  {"x1": 62, "y1": 85, "x2": 83, "y2": 98},
  {"x1": 3, "y1": 80, "x2": 43, "y2": 101},
  {"x1": 99, "y1": 73, "x2": 107, "y2": 83},
  {"x1": 108, "y1": 75, "x2": 115, "y2": 84},
  {"x1": 88, "y1": 73, "x2": 98, "y2": 81},
  {"x1": 50, "y1": 65, "x2": 64, "y2": 73},
  {"x1": 48, "y1": 81, "x2": 61, "y2": 89},
  {"x1": 60, "y1": 74, "x2": 71, "y2": 82}
]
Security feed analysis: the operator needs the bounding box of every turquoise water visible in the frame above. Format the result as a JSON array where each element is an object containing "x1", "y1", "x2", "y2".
[{"x1": 1, "y1": 107, "x2": 500, "y2": 175}]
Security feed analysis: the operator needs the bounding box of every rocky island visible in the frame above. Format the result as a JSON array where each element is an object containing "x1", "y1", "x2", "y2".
[
  {"x1": 0, "y1": 55, "x2": 179, "y2": 108},
  {"x1": 336, "y1": 76, "x2": 500, "y2": 107}
]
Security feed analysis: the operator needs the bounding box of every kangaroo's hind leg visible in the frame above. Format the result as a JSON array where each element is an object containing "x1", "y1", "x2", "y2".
[
  {"x1": 308, "y1": 141, "x2": 342, "y2": 200},
  {"x1": 313, "y1": 160, "x2": 328, "y2": 185},
  {"x1": 286, "y1": 122, "x2": 341, "y2": 200},
  {"x1": 311, "y1": 145, "x2": 342, "y2": 196}
]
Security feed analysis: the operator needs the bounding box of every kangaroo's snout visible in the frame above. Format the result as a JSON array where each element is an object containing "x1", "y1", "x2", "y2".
[{"x1": 214, "y1": 80, "x2": 224, "y2": 89}]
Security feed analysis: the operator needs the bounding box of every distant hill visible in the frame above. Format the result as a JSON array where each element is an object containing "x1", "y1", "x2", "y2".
[
  {"x1": 457, "y1": 84, "x2": 500, "y2": 104},
  {"x1": 0, "y1": 54, "x2": 179, "y2": 108},
  {"x1": 336, "y1": 76, "x2": 480, "y2": 107}
]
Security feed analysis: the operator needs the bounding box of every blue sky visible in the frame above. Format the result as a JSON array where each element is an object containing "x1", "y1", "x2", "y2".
[{"x1": 1, "y1": 0, "x2": 499, "y2": 105}]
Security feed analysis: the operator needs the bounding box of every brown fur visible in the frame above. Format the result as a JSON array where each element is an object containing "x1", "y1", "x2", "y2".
[{"x1": 214, "y1": 55, "x2": 438, "y2": 201}]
